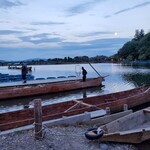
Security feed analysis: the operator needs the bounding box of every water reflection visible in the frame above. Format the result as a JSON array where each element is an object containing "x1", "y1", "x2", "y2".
[
  {"x1": 123, "y1": 73, "x2": 150, "y2": 87},
  {"x1": 0, "y1": 63, "x2": 150, "y2": 113},
  {"x1": 0, "y1": 86, "x2": 104, "y2": 113},
  {"x1": 82, "y1": 89, "x2": 87, "y2": 98}
]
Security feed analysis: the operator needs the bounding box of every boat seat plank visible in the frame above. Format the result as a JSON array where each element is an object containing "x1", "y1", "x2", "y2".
[
  {"x1": 143, "y1": 108, "x2": 150, "y2": 113},
  {"x1": 90, "y1": 110, "x2": 106, "y2": 118},
  {"x1": 120, "y1": 127, "x2": 150, "y2": 135}
]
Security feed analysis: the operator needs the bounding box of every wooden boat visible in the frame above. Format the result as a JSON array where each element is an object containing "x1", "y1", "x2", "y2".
[
  {"x1": 85, "y1": 107, "x2": 150, "y2": 143},
  {"x1": 0, "y1": 85, "x2": 150, "y2": 131},
  {"x1": 0, "y1": 74, "x2": 34, "y2": 83},
  {"x1": 8, "y1": 65, "x2": 32, "y2": 71},
  {"x1": 0, "y1": 77, "x2": 103, "y2": 100}
]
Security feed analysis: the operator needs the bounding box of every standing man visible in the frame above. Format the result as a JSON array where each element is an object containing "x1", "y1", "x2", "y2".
[
  {"x1": 22, "y1": 63, "x2": 28, "y2": 83},
  {"x1": 82, "y1": 67, "x2": 87, "y2": 82}
]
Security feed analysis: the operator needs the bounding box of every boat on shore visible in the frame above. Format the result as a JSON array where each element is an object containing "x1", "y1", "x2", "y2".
[
  {"x1": 0, "y1": 77, "x2": 103, "y2": 100},
  {"x1": 85, "y1": 107, "x2": 150, "y2": 143},
  {"x1": 0, "y1": 85, "x2": 150, "y2": 131}
]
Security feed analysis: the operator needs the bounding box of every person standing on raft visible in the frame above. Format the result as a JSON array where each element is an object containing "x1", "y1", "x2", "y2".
[
  {"x1": 21, "y1": 63, "x2": 28, "y2": 83},
  {"x1": 82, "y1": 67, "x2": 87, "y2": 82}
]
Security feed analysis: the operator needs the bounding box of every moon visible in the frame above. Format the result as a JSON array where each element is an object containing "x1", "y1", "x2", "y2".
[{"x1": 114, "y1": 32, "x2": 118, "y2": 36}]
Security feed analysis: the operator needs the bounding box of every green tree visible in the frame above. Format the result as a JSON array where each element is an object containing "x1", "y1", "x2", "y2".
[{"x1": 117, "y1": 31, "x2": 150, "y2": 61}]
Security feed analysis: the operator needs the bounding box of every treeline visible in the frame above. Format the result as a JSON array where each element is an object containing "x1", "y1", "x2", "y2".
[
  {"x1": 0, "y1": 55, "x2": 111, "y2": 66},
  {"x1": 30, "y1": 55, "x2": 110, "y2": 65},
  {"x1": 113, "y1": 29, "x2": 150, "y2": 62}
]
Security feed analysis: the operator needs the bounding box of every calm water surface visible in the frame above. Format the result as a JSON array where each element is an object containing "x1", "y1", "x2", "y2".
[{"x1": 0, "y1": 63, "x2": 150, "y2": 113}]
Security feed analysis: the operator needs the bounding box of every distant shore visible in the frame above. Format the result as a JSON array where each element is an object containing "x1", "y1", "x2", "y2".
[{"x1": 0, "y1": 61, "x2": 111, "y2": 67}]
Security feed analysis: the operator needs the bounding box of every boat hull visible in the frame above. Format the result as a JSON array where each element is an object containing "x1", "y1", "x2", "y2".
[
  {"x1": 0, "y1": 85, "x2": 150, "y2": 131},
  {"x1": 0, "y1": 77, "x2": 103, "y2": 100}
]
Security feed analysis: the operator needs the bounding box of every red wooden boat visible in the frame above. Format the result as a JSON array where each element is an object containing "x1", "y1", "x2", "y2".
[
  {"x1": 0, "y1": 77, "x2": 103, "y2": 100},
  {"x1": 0, "y1": 85, "x2": 150, "y2": 131}
]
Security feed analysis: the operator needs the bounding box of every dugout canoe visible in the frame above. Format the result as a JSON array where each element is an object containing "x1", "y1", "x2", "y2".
[
  {"x1": 85, "y1": 107, "x2": 150, "y2": 143},
  {"x1": 0, "y1": 77, "x2": 103, "y2": 100},
  {"x1": 0, "y1": 85, "x2": 150, "y2": 131}
]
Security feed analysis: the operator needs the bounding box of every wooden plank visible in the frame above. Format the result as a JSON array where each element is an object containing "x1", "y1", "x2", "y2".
[
  {"x1": 34, "y1": 99, "x2": 42, "y2": 140},
  {"x1": 85, "y1": 110, "x2": 133, "y2": 126},
  {"x1": 90, "y1": 109, "x2": 106, "y2": 119},
  {"x1": 143, "y1": 107, "x2": 150, "y2": 113}
]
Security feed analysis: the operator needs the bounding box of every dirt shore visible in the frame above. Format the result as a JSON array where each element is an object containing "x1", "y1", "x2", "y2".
[{"x1": 0, "y1": 124, "x2": 143, "y2": 150}]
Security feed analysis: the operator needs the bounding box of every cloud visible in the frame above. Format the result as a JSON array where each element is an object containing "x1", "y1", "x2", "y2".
[
  {"x1": 0, "y1": 30, "x2": 23, "y2": 35},
  {"x1": 104, "y1": 1, "x2": 150, "y2": 18},
  {"x1": 31, "y1": 21, "x2": 65, "y2": 26},
  {"x1": 60, "y1": 37, "x2": 130, "y2": 52},
  {"x1": 115, "y1": 2, "x2": 150, "y2": 15},
  {"x1": 0, "y1": 37, "x2": 130, "y2": 60},
  {"x1": 19, "y1": 34, "x2": 63, "y2": 44},
  {"x1": 78, "y1": 31, "x2": 114, "y2": 37},
  {"x1": 0, "y1": 0, "x2": 23, "y2": 9},
  {"x1": 0, "y1": 21, "x2": 10, "y2": 23},
  {"x1": 67, "y1": 0, "x2": 106, "y2": 16},
  {"x1": 114, "y1": 8, "x2": 131, "y2": 15}
]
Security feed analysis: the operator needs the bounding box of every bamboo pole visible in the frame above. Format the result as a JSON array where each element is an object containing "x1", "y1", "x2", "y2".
[
  {"x1": 34, "y1": 99, "x2": 42, "y2": 140},
  {"x1": 88, "y1": 62, "x2": 109, "y2": 78},
  {"x1": 88, "y1": 62, "x2": 101, "y2": 77}
]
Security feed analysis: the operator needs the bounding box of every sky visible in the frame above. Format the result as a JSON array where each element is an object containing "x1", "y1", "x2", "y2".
[{"x1": 0, "y1": 0, "x2": 150, "y2": 61}]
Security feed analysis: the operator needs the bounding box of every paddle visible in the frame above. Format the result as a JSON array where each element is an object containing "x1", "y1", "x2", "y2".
[
  {"x1": 88, "y1": 62, "x2": 101, "y2": 77},
  {"x1": 88, "y1": 62, "x2": 109, "y2": 78}
]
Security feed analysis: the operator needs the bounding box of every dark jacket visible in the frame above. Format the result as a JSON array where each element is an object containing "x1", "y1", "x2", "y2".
[
  {"x1": 82, "y1": 67, "x2": 87, "y2": 76},
  {"x1": 22, "y1": 64, "x2": 28, "y2": 75}
]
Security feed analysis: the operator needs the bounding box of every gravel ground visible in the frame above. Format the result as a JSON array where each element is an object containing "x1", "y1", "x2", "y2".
[{"x1": 0, "y1": 124, "x2": 144, "y2": 150}]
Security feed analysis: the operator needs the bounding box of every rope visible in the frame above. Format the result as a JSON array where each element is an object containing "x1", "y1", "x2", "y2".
[
  {"x1": 33, "y1": 122, "x2": 42, "y2": 126},
  {"x1": 64, "y1": 100, "x2": 102, "y2": 112},
  {"x1": 64, "y1": 102, "x2": 79, "y2": 112},
  {"x1": 73, "y1": 100, "x2": 102, "y2": 110},
  {"x1": 144, "y1": 87, "x2": 150, "y2": 93},
  {"x1": 34, "y1": 128, "x2": 44, "y2": 135},
  {"x1": 64, "y1": 100, "x2": 102, "y2": 113},
  {"x1": 33, "y1": 122, "x2": 45, "y2": 139}
]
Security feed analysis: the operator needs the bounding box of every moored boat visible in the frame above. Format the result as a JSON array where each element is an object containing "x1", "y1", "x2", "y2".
[
  {"x1": 85, "y1": 107, "x2": 150, "y2": 143},
  {"x1": 8, "y1": 65, "x2": 32, "y2": 71},
  {"x1": 0, "y1": 77, "x2": 103, "y2": 100},
  {"x1": 0, "y1": 74, "x2": 34, "y2": 83},
  {"x1": 0, "y1": 85, "x2": 150, "y2": 131}
]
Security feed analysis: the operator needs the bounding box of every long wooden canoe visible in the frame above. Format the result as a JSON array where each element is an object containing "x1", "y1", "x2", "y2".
[
  {"x1": 0, "y1": 77, "x2": 103, "y2": 100},
  {"x1": 0, "y1": 85, "x2": 150, "y2": 131},
  {"x1": 97, "y1": 107, "x2": 150, "y2": 143}
]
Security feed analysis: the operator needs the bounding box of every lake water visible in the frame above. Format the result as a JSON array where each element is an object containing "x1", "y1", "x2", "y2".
[{"x1": 0, "y1": 63, "x2": 150, "y2": 113}]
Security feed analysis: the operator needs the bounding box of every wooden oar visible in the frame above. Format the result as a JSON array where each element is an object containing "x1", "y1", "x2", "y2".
[
  {"x1": 88, "y1": 62, "x2": 109, "y2": 78},
  {"x1": 88, "y1": 62, "x2": 101, "y2": 77}
]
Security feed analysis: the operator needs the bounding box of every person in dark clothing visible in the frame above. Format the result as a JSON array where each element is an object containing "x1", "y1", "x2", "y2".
[
  {"x1": 82, "y1": 67, "x2": 87, "y2": 82},
  {"x1": 22, "y1": 63, "x2": 28, "y2": 83}
]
